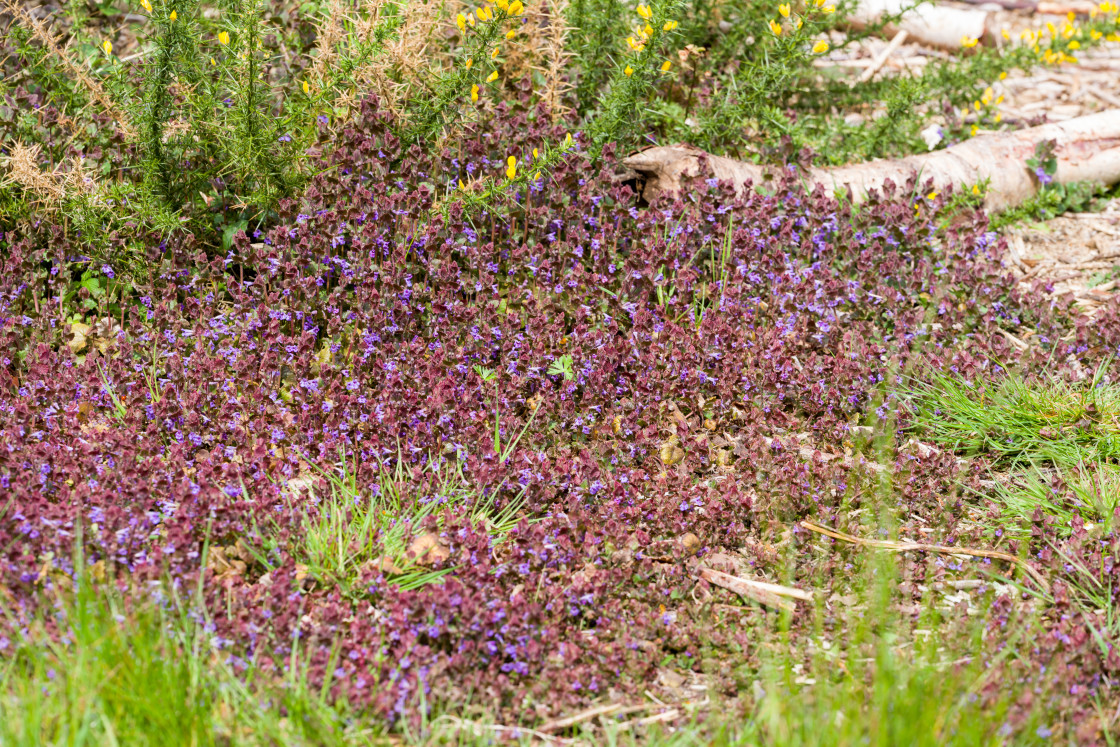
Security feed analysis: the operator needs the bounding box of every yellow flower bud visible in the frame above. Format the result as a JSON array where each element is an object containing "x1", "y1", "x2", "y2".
[
  {"x1": 102, "y1": 39, "x2": 112, "y2": 55},
  {"x1": 459, "y1": 179, "x2": 467, "y2": 190},
  {"x1": 779, "y1": 3, "x2": 790, "y2": 17},
  {"x1": 508, "y1": 0, "x2": 523, "y2": 14},
  {"x1": 506, "y1": 156, "x2": 516, "y2": 179},
  {"x1": 769, "y1": 18, "x2": 782, "y2": 35},
  {"x1": 141, "y1": 0, "x2": 152, "y2": 12},
  {"x1": 661, "y1": 59, "x2": 672, "y2": 71},
  {"x1": 466, "y1": 57, "x2": 473, "y2": 69},
  {"x1": 663, "y1": 20, "x2": 678, "y2": 30},
  {"x1": 302, "y1": 80, "x2": 310, "y2": 94},
  {"x1": 169, "y1": 9, "x2": 176, "y2": 20},
  {"x1": 972, "y1": 184, "x2": 981, "y2": 195},
  {"x1": 812, "y1": 39, "x2": 829, "y2": 53},
  {"x1": 821, "y1": 4, "x2": 834, "y2": 12},
  {"x1": 506, "y1": 29, "x2": 516, "y2": 38},
  {"x1": 456, "y1": 12, "x2": 467, "y2": 31},
  {"x1": 486, "y1": 70, "x2": 499, "y2": 82},
  {"x1": 961, "y1": 35, "x2": 978, "y2": 47},
  {"x1": 624, "y1": 64, "x2": 634, "y2": 75},
  {"x1": 637, "y1": 4, "x2": 651, "y2": 18},
  {"x1": 492, "y1": 45, "x2": 500, "y2": 58},
  {"x1": 218, "y1": 30, "x2": 229, "y2": 45},
  {"x1": 471, "y1": 83, "x2": 480, "y2": 101}
]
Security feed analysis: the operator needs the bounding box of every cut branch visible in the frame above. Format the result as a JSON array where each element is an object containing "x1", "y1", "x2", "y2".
[{"x1": 623, "y1": 109, "x2": 1120, "y2": 212}]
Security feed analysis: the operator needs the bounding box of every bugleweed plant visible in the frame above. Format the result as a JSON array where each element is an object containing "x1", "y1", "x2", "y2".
[{"x1": 4, "y1": 96, "x2": 1119, "y2": 736}]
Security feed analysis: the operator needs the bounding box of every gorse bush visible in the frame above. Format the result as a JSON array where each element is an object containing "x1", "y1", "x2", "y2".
[{"x1": 7, "y1": 0, "x2": 1118, "y2": 258}]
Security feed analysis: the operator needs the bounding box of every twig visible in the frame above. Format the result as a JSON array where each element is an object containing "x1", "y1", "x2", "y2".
[
  {"x1": 799, "y1": 521, "x2": 1050, "y2": 593},
  {"x1": 539, "y1": 703, "x2": 624, "y2": 733},
  {"x1": 856, "y1": 30, "x2": 908, "y2": 85},
  {"x1": 697, "y1": 568, "x2": 812, "y2": 611},
  {"x1": 611, "y1": 709, "x2": 681, "y2": 732},
  {"x1": 432, "y1": 715, "x2": 581, "y2": 744}
]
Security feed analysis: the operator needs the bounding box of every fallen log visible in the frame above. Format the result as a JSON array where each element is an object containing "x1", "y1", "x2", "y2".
[
  {"x1": 850, "y1": 0, "x2": 996, "y2": 49},
  {"x1": 622, "y1": 109, "x2": 1120, "y2": 211},
  {"x1": 849, "y1": 0, "x2": 1098, "y2": 50}
]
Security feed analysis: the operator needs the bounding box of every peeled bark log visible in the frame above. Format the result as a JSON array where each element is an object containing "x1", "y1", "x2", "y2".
[
  {"x1": 850, "y1": 0, "x2": 996, "y2": 49},
  {"x1": 622, "y1": 109, "x2": 1120, "y2": 212}
]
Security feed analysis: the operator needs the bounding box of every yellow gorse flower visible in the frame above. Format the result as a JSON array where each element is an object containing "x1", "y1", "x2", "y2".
[
  {"x1": 141, "y1": 0, "x2": 152, "y2": 12},
  {"x1": 627, "y1": 36, "x2": 646, "y2": 51},
  {"x1": 496, "y1": 0, "x2": 509, "y2": 8},
  {"x1": 624, "y1": 64, "x2": 634, "y2": 75},
  {"x1": 486, "y1": 70, "x2": 499, "y2": 82},
  {"x1": 506, "y1": 28, "x2": 516, "y2": 38},
  {"x1": 663, "y1": 20, "x2": 678, "y2": 30},
  {"x1": 169, "y1": 9, "x2": 176, "y2": 20},
  {"x1": 971, "y1": 184, "x2": 981, "y2": 195},
  {"x1": 779, "y1": 3, "x2": 790, "y2": 17},
  {"x1": 812, "y1": 39, "x2": 829, "y2": 53},
  {"x1": 476, "y1": 6, "x2": 491, "y2": 21},
  {"x1": 302, "y1": 80, "x2": 310, "y2": 94},
  {"x1": 471, "y1": 83, "x2": 480, "y2": 101},
  {"x1": 661, "y1": 59, "x2": 672, "y2": 71},
  {"x1": 926, "y1": 191, "x2": 939, "y2": 200},
  {"x1": 506, "y1": 156, "x2": 516, "y2": 179},
  {"x1": 768, "y1": 18, "x2": 782, "y2": 35},
  {"x1": 102, "y1": 39, "x2": 112, "y2": 55},
  {"x1": 218, "y1": 30, "x2": 230, "y2": 45},
  {"x1": 961, "y1": 35, "x2": 978, "y2": 47},
  {"x1": 821, "y1": 4, "x2": 834, "y2": 12},
  {"x1": 491, "y1": 45, "x2": 500, "y2": 58},
  {"x1": 466, "y1": 57, "x2": 474, "y2": 69},
  {"x1": 459, "y1": 179, "x2": 467, "y2": 191},
  {"x1": 636, "y1": 4, "x2": 651, "y2": 19},
  {"x1": 456, "y1": 12, "x2": 467, "y2": 31},
  {"x1": 508, "y1": 0, "x2": 524, "y2": 14},
  {"x1": 533, "y1": 148, "x2": 539, "y2": 158}
]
